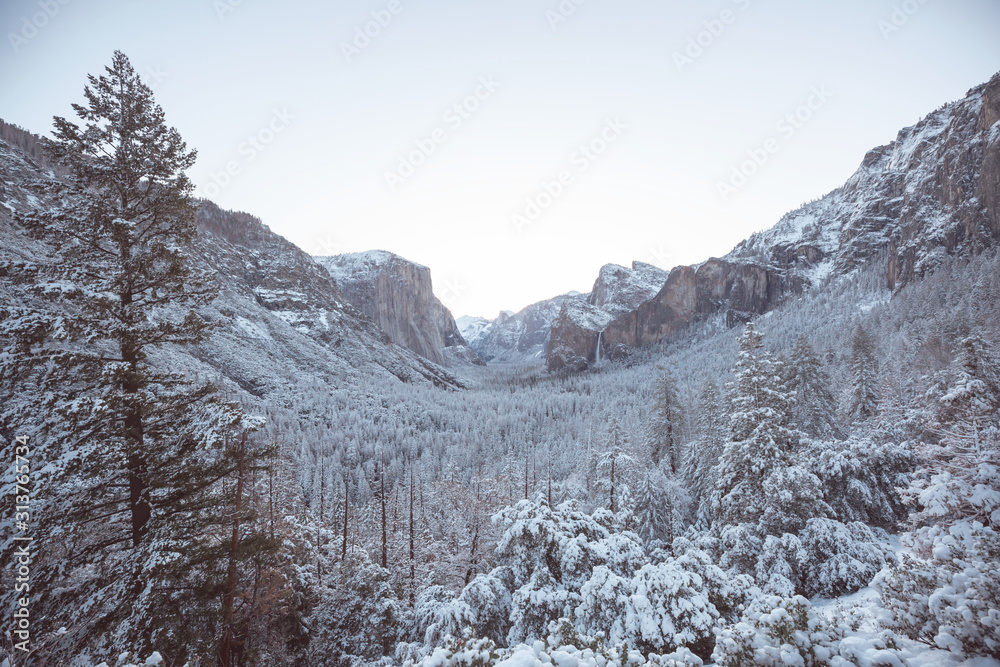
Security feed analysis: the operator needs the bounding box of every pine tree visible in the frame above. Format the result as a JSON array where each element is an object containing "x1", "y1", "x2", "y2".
[
  {"x1": 697, "y1": 378, "x2": 728, "y2": 445},
  {"x1": 0, "y1": 51, "x2": 258, "y2": 662},
  {"x1": 879, "y1": 333, "x2": 1000, "y2": 661},
  {"x1": 597, "y1": 418, "x2": 634, "y2": 513},
  {"x1": 145, "y1": 404, "x2": 281, "y2": 664},
  {"x1": 914, "y1": 333, "x2": 1000, "y2": 532},
  {"x1": 711, "y1": 324, "x2": 800, "y2": 529},
  {"x1": 848, "y1": 324, "x2": 879, "y2": 424},
  {"x1": 685, "y1": 379, "x2": 726, "y2": 517},
  {"x1": 650, "y1": 372, "x2": 682, "y2": 472},
  {"x1": 785, "y1": 336, "x2": 839, "y2": 438},
  {"x1": 11, "y1": 49, "x2": 213, "y2": 545},
  {"x1": 633, "y1": 468, "x2": 674, "y2": 547}
]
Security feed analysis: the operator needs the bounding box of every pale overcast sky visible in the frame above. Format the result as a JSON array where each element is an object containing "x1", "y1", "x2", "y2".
[{"x1": 2, "y1": 0, "x2": 999, "y2": 318}]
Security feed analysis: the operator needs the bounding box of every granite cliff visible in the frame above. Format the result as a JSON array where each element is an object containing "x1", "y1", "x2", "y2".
[{"x1": 315, "y1": 251, "x2": 482, "y2": 367}]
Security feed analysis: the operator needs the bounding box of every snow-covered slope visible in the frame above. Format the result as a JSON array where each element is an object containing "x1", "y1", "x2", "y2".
[{"x1": 728, "y1": 73, "x2": 1000, "y2": 287}]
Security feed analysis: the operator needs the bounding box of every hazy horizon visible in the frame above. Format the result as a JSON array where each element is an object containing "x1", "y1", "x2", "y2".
[{"x1": 3, "y1": 0, "x2": 999, "y2": 318}]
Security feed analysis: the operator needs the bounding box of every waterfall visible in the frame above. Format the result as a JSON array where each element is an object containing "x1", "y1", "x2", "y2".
[{"x1": 595, "y1": 330, "x2": 602, "y2": 365}]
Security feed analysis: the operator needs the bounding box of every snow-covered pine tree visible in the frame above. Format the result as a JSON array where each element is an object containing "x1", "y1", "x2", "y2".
[
  {"x1": 785, "y1": 335, "x2": 840, "y2": 438},
  {"x1": 597, "y1": 418, "x2": 634, "y2": 513},
  {"x1": 711, "y1": 324, "x2": 800, "y2": 529},
  {"x1": 11, "y1": 49, "x2": 214, "y2": 544},
  {"x1": 847, "y1": 324, "x2": 879, "y2": 424},
  {"x1": 685, "y1": 379, "x2": 726, "y2": 520},
  {"x1": 913, "y1": 331, "x2": 1000, "y2": 536},
  {"x1": 649, "y1": 372, "x2": 682, "y2": 472},
  {"x1": 0, "y1": 51, "x2": 257, "y2": 662},
  {"x1": 697, "y1": 378, "x2": 727, "y2": 445},
  {"x1": 143, "y1": 403, "x2": 287, "y2": 664},
  {"x1": 877, "y1": 331, "x2": 1000, "y2": 660},
  {"x1": 632, "y1": 468, "x2": 673, "y2": 548}
]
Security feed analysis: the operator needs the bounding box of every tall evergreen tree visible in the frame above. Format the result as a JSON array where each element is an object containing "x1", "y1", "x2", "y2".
[
  {"x1": 649, "y1": 372, "x2": 682, "y2": 472},
  {"x1": 914, "y1": 332, "x2": 1000, "y2": 531},
  {"x1": 633, "y1": 468, "x2": 674, "y2": 548},
  {"x1": 685, "y1": 379, "x2": 726, "y2": 516},
  {"x1": 597, "y1": 418, "x2": 633, "y2": 513},
  {"x1": 848, "y1": 324, "x2": 879, "y2": 424},
  {"x1": 14, "y1": 49, "x2": 213, "y2": 546},
  {"x1": 697, "y1": 378, "x2": 727, "y2": 445},
  {"x1": 0, "y1": 51, "x2": 267, "y2": 663},
  {"x1": 711, "y1": 324, "x2": 800, "y2": 528},
  {"x1": 785, "y1": 335, "x2": 840, "y2": 438}
]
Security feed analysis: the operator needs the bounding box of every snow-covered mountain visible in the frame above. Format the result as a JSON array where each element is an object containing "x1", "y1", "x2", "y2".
[
  {"x1": 315, "y1": 251, "x2": 483, "y2": 367},
  {"x1": 547, "y1": 73, "x2": 1000, "y2": 371},
  {"x1": 456, "y1": 315, "x2": 494, "y2": 349},
  {"x1": 0, "y1": 127, "x2": 465, "y2": 395},
  {"x1": 588, "y1": 261, "x2": 669, "y2": 316},
  {"x1": 462, "y1": 292, "x2": 584, "y2": 363},
  {"x1": 5, "y1": 67, "x2": 1000, "y2": 667}
]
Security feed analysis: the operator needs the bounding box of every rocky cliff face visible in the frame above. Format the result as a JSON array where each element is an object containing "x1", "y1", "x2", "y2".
[
  {"x1": 315, "y1": 251, "x2": 482, "y2": 367},
  {"x1": 547, "y1": 72, "x2": 1000, "y2": 371},
  {"x1": 546, "y1": 300, "x2": 615, "y2": 372},
  {"x1": 545, "y1": 261, "x2": 669, "y2": 371}
]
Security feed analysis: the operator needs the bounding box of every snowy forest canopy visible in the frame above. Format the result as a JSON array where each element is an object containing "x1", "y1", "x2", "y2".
[{"x1": 1, "y1": 53, "x2": 999, "y2": 667}]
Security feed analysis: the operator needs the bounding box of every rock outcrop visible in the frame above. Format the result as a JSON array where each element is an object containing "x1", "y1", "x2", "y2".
[
  {"x1": 547, "y1": 72, "x2": 1000, "y2": 371},
  {"x1": 471, "y1": 260, "x2": 667, "y2": 367},
  {"x1": 546, "y1": 300, "x2": 615, "y2": 372},
  {"x1": 545, "y1": 262, "x2": 669, "y2": 371},
  {"x1": 599, "y1": 259, "x2": 804, "y2": 354},
  {"x1": 315, "y1": 251, "x2": 482, "y2": 367}
]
